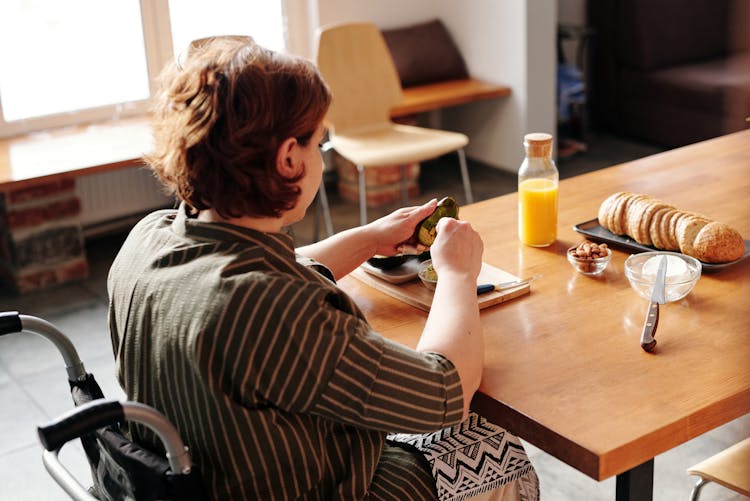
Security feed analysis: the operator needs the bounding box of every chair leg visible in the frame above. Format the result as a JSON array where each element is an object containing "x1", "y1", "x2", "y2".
[
  {"x1": 400, "y1": 164, "x2": 409, "y2": 206},
  {"x1": 357, "y1": 164, "x2": 368, "y2": 226},
  {"x1": 312, "y1": 194, "x2": 320, "y2": 242},
  {"x1": 689, "y1": 477, "x2": 708, "y2": 501},
  {"x1": 317, "y1": 182, "x2": 334, "y2": 239},
  {"x1": 457, "y1": 148, "x2": 474, "y2": 204}
]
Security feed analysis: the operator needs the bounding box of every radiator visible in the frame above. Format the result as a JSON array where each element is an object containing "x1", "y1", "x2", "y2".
[{"x1": 76, "y1": 168, "x2": 174, "y2": 236}]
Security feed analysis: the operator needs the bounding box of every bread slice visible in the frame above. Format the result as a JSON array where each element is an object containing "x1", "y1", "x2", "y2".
[
  {"x1": 693, "y1": 222, "x2": 745, "y2": 263},
  {"x1": 676, "y1": 214, "x2": 711, "y2": 258},
  {"x1": 626, "y1": 195, "x2": 653, "y2": 243},
  {"x1": 638, "y1": 201, "x2": 670, "y2": 246},
  {"x1": 649, "y1": 206, "x2": 673, "y2": 250},
  {"x1": 668, "y1": 210, "x2": 684, "y2": 251},
  {"x1": 611, "y1": 193, "x2": 634, "y2": 235},
  {"x1": 598, "y1": 192, "x2": 624, "y2": 233},
  {"x1": 659, "y1": 208, "x2": 681, "y2": 251}
]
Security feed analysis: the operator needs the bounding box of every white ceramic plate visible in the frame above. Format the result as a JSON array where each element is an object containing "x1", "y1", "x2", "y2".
[{"x1": 360, "y1": 259, "x2": 421, "y2": 284}]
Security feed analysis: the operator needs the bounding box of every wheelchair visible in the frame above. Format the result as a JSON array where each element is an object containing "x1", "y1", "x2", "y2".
[{"x1": 0, "y1": 311, "x2": 208, "y2": 501}]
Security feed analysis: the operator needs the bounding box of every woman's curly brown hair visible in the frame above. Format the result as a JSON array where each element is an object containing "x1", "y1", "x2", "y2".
[{"x1": 145, "y1": 37, "x2": 331, "y2": 219}]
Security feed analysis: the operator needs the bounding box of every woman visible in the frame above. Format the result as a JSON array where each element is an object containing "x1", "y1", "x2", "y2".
[{"x1": 108, "y1": 37, "x2": 537, "y2": 500}]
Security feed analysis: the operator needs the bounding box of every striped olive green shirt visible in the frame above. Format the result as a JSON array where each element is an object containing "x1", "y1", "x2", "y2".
[{"x1": 107, "y1": 204, "x2": 464, "y2": 500}]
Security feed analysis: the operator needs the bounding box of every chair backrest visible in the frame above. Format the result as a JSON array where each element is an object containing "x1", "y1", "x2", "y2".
[{"x1": 315, "y1": 22, "x2": 403, "y2": 134}]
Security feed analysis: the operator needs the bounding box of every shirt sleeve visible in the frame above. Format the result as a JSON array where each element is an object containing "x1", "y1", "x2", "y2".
[
  {"x1": 311, "y1": 328, "x2": 465, "y2": 433},
  {"x1": 198, "y1": 275, "x2": 464, "y2": 434}
]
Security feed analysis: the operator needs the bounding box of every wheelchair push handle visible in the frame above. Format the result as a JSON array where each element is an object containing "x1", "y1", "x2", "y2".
[
  {"x1": 38, "y1": 399, "x2": 193, "y2": 475},
  {"x1": 0, "y1": 311, "x2": 87, "y2": 381},
  {"x1": 0, "y1": 311, "x2": 23, "y2": 335},
  {"x1": 38, "y1": 399, "x2": 124, "y2": 452}
]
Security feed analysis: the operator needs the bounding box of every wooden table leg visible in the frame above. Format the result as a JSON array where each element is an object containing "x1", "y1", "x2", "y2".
[{"x1": 616, "y1": 459, "x2": 654, "y2": 501}]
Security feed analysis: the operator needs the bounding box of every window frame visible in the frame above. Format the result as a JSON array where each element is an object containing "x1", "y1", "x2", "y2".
[
  {"x1": 0, "y1": 0, "x2": 299, "y2": 140},
  {"x1": 0, "y1": 0, "x2": 195, "y2": 139}
]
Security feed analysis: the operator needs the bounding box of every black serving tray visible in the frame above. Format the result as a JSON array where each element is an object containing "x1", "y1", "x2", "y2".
[{"x1": 572, "y1": 218, "x2": 750, "y2": 272}]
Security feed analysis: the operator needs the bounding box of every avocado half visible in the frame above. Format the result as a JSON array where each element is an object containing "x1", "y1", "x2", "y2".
[
  {"x1": 366, "y1": 254, "x2": 412, "y2": 270},
  {"x1": 416, "y1": 196, "x2": 459, "y2": 246}
]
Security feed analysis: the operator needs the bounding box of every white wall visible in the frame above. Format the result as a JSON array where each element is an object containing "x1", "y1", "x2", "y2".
[{"x1": 292, "y1": 0, "x2": 557, "y2": 172}]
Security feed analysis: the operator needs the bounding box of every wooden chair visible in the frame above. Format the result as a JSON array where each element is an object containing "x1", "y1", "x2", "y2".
[
  {"x1": 686, "y1": 436, "x2": 750, "y2": 500},
  {"x1": 315, "y1": 22, "x2": 473, "y2": 226}
]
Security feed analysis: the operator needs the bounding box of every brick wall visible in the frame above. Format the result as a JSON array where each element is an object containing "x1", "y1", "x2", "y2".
[
  {"x1": 334, "y1": 155, "x2": 421, "y2": 208},
  {"x1": 332, "y1": 116, "x2": 425, "y2": 208},
  {"x1": 0, "y1": 179, "x2": 89, "y2": 294}
]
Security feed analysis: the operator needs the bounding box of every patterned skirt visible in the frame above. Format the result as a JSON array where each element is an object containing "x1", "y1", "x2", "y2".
[{"x1": 388, "y1": 412, "x2": 539, "y2": 501}]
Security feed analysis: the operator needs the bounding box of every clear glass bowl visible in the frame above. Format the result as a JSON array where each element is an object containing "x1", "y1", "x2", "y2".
[
  {"x1": 624, "y1": 251, "x2": 701, "y2": 302},
  {"x1": 567, "y1": 246, "x2": 612, "y2": 276},
  {"x1": 417, "y1": 259, "x2": 437, "y2": 290}
]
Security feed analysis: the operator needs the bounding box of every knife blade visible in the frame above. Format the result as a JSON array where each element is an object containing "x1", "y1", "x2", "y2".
[{"x1": 640, "y1": 255, "x2": 667, "y2": 352}]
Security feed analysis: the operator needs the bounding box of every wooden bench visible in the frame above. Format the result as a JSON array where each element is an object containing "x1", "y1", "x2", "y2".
[
  {"x1": 0, "y1": 116, "x2": 150, "y2": 192},
  {"x1": 0, "y1": 78, "x2": 509, "y2": 293},
  {"x1": 393, "y1": 78, "x2": 510, "y2": 118}
]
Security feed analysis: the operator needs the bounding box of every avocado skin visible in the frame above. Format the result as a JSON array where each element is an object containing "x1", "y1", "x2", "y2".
[
  {"x1": 367, "y1": 254, "x2": 411, "y2": 270},
  {"x1": 416, "y1": 196, "x2": 459, "y2": 245}
]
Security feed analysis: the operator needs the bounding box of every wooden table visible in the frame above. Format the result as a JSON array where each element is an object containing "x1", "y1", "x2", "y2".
[{"x1": 338, "y1": 130, "x2": 750, "y2": 500}]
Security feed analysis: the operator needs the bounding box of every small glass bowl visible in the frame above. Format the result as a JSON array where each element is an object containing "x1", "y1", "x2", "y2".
[
  {"x1": 418, "y1": 259, "x2": 438, "y2": 290},
  {"x1": 624, "y1": 251, "x2": 701, "y2": 302},
  {"x1": 567, "y1": 246, "x2": 612, "y2": 276}
]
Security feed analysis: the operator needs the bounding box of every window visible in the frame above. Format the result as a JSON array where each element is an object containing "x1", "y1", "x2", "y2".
[{"x1": 0, "y1": 0, "x2": 285, "y2": 139}]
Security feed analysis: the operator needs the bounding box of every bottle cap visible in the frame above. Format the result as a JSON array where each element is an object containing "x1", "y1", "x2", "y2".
[{"x1": 524, "y1": 132, "x2": 553, "y2": 157}]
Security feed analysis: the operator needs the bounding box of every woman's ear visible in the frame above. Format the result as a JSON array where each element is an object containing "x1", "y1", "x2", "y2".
[{"x1": 276, "y1": 137, "x2": 301, "y2": 177}]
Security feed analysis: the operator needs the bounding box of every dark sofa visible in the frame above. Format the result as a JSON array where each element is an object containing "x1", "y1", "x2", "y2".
[{"x1": 588, "y1": 0, "x2": 750, "y2": 147}]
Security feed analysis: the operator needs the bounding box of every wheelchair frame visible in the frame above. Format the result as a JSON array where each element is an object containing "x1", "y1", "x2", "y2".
[{"x1": 0, "y1": 311, "x2": 204, "y2": 501}]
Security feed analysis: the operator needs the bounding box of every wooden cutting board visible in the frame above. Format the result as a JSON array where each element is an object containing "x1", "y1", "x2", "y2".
[{"x1": 350, "y1": 262, "x2": 530, "y2": 312}]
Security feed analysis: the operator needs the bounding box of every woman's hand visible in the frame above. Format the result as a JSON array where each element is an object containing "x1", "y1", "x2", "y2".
[
  {"x1": 367, "y1": 198, "x2": 438, "y2": 256},
  {"x1": 429, "y1": 217, "x2": 484, "y2": 280},
  {"x1": 296, "y1": 198, "x2": 438, "y2": 280}
]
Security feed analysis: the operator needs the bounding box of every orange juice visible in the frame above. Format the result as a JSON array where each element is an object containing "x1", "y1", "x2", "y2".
[{"x1": 519, "y1": 178, "x2": 558, "y2": 246}]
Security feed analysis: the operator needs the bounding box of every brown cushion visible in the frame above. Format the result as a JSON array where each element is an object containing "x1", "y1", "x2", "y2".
[
  {"x1": 616, "y1": 0, "x2": 730, "y2": 70},
  {"x1": 381, "y1": 19, "x2": 469, "y2": 88},
  {"x1": 617, "y1": 53, "x2": 750, "y2": 146},
  {"x1": 620, "y1": 53, "x2": 750, "y2": 115}
]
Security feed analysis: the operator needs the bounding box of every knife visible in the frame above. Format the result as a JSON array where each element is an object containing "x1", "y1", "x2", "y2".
[
  {"x1": 640, "y1": 256, "x2": 667, "y2": 352},
  {"x1": 477, "y1": 274, "x2": 541, "y2": 295}
]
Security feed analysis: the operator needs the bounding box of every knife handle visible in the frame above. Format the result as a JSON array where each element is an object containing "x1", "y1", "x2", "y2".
[
  {"x1": 640, "y1": 301, "x2": 659, "y2": 352},
  {"x1": 476, "y1": 284, "x2": 495, "y2": 295}
]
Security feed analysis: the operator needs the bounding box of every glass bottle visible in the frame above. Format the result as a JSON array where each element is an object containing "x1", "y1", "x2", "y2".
[{"x1": 518, "y1": 132, "x2": 559, "y2": 247}]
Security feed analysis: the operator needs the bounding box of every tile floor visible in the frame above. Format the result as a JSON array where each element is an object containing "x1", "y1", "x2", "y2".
[{"x1": 1, "y1": 132, "x2": 748, "y2": 500}]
